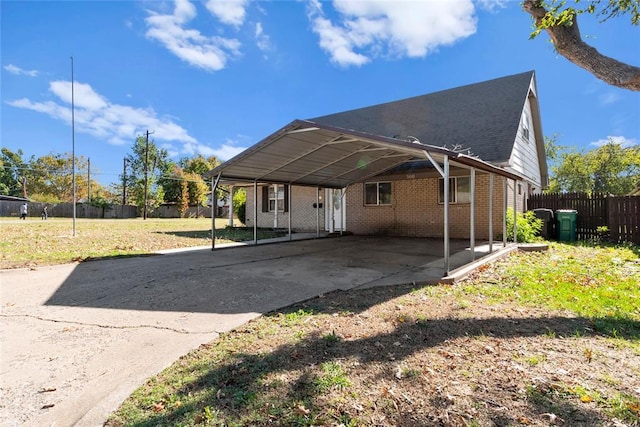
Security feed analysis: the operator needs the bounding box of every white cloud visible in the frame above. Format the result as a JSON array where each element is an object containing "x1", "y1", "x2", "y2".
[
  {"x1": 591, "y1": 136, "x2": 638, "y2": 148},
  {"x1": 210, "y1": 141, "x2": 247, "y2": 160},
  {"x1": 7, "y1": 80, "x2": 197, "y2": 147},
  {"x1": 205, "y1": 0, "x2": 249, "y2": 27},
  {"x1": 255, "y1": 22, "x2": 271, "y2": 54},
  {"x1": 145, "y1": 0, "x2": 241, "y2": 71},
  {"x1": 306, "y1": 0, "x2": 477, "y2": 67},
  {"x1": 4, "y1": 64, "x2": 39, "y2": 77},
  {"x1": 599, "y1": 91, "x2": 622, "y2": 106},
  {"x1": 476, "y1": 0, "x2": 509, "y2": 12}
]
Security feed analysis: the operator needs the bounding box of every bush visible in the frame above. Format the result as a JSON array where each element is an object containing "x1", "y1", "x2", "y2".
[
  {"x1": 233, "y1": 188, "x2": 247, "y2": 225},
  {"x1": 505, "y1": 209, "x2": 543, "y2": 243}
]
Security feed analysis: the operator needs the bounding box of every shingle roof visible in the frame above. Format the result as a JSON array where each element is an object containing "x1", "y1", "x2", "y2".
[{"x1": 309, "y1": 71, "x2": 535, "y2": 164}]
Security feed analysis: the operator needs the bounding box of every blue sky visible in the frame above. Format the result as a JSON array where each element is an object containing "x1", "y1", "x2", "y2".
[{"x1": 2, "y1": 0, "x2": 639, "y2": 187}]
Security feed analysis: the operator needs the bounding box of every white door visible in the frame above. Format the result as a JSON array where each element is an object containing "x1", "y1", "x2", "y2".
[{"x1": 325, "y1": 188, "x2": 345, "y2": 232}]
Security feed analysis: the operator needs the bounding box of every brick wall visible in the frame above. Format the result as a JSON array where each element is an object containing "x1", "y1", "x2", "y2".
[
  {"x1": 346, "y1": 175, "x2": 516, "y2": 240},
  {"x1": 242, "y1": 175, "x2": 523, "y2": 239},
  {"x1": 245, "y1": 185, "x2": 325, "y2": 231}
]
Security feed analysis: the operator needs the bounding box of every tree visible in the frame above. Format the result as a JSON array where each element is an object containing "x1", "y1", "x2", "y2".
[
  {"x1": 27, "y1": 153, "x2": 90, "y2": 202},
  {"x1": 0, "y1": 148, "x2": 26, "y2": 196},
  {"x1": 123, "y1": 135, "x2": 169, "y2": 214},
  {"x1": 523, "y1": 0, "x2": 640, "y2": 91},
  {"x1": 545, "y1": 136, "x2": 640, "y2": 194}
]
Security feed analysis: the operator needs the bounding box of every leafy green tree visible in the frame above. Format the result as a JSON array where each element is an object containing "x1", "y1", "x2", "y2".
[
  {"x1": 523, "y1": 0, "x2": 640, "y2": 91},
  {"x1": 124, "y1": 135, "x2": 169, "y2": 214},
  {"x1": 27, "y1": 153, "x2": 90, "y2": 202},
  {"x1": 177, "y1": 177, "x2": 189, "y2": 218},
  {"x1": 546, "y1": 137, "x2": 640, "y2": 194},
  {"x1": 0, "y1": 148, "x2": 26, "y2": 196},
  {"x1": 180, "y1": 154, "x2": 220, "y2": 206}
]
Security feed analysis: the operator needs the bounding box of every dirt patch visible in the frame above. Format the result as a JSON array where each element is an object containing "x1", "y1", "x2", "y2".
[{"x1": 108, "y1": 263, "x2": 640, "y2": 426}]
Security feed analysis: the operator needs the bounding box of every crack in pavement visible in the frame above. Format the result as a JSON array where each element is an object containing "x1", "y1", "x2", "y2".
[{"x1": 0, "y1": 314, "x2": 221, "y2": 335}]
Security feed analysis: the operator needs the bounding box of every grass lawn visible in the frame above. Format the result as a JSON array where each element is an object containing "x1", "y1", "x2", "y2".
[
  {"x1": 106, "y1": 242, "x2": 640, "y2": 427},
  {"x1": 0, "y1": 217, "x2": 285, "y2": 269}
]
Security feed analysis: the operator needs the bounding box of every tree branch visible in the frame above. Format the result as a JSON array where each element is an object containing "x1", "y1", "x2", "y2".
[{"x1": 523, "y1": 0, "x2": 640, "y2": 91}]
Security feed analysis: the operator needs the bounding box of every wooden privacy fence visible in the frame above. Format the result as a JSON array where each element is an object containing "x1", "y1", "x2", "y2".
[{"x1": 528, "y1": 192, "x2": 639, "y2": 244}]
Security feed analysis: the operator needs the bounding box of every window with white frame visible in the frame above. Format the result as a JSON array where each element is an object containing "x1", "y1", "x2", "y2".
[
  {"x1": 364, "y1": 182, "x2": 392, "y2": 205},
  {"x1": 522, "y1": 113, "x2": 531, "y2": 142},
  {"x1": 438, "y1": 176, "x2": 470, "y2": 204},
  {"x1": 268, "y1": 185, "x2": 285, "y2": 212}
]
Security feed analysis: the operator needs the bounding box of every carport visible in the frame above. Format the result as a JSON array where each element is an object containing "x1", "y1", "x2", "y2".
[{"x1": 206, "y1": 119, "x2": 524, "y2": 276}]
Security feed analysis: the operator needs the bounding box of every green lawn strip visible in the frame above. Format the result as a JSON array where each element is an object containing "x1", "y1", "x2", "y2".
[
  {"x1": 461, "y1": 242, "x2": 640, "y2": 339},
  {"x1": 0, "y1": 218, "x2": 286, "y2": 268},
  {"x1": 524, "y1": 381, "x2": 640, "y2": 424}
]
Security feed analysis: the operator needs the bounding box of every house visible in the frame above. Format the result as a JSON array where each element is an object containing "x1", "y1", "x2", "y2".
[{"x1": 206, "y1": 71, "x2": 547, "y2": 270}]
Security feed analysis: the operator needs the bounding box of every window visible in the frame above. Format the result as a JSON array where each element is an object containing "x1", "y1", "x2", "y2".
[
  {"x1": 261, "y1": 185, "x2": 288, "y2": 213},
  {"x1": 269, "y1": 185, "x2": 284, "y2": 212},
  {"x1": 438, "y1": 176, "x2": 470, "y2": 204},
  {"x1": 364, "y1": 182, "x2": 392, "y2": 205},
  {"x1": 522, "y1": 113, "x2": 530, "y2": 142}
]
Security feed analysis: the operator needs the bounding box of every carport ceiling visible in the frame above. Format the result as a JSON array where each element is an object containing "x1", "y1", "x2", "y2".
[{"x1": 207, "y1": 120, "x2": 522, "y2": 188}]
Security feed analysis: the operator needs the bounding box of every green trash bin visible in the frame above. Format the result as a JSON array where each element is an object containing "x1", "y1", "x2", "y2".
[{"x1": 556, "y1": 209, "x2": 577, "y2": 242}]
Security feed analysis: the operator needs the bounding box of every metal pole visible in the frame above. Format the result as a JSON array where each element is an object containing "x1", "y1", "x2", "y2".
[
  {"x1": 143, "y1": 130, "x2": 150, "y2": 220},
  {"x1": 489, "y1": 173, "x2": 494, "y2": 253},
  {"x1": 211, "y1": 176, "x2": 215, "y2": 249},
  {"x1": 316, "y1": 186, "x2": 320, "y2": 238},
  {"x1": 253, "y1": 181, "x2": 258, "y2": 245},
  {"x1": 70, "y1": 56, "x2": 76, "y2": 236},
  {"x1": 470, "y1": 168, "x2": 475, "y2": 261},
  {"x1": 228, "y1": 185, "x2": 234, "y2": 227},
  {"x1": 513, "y1": 179, "x2": 518, "y2": 244},
  {"x1": 503, "y1": 177, "x2": 507, "y2": 247},
  {"x1": 288, "y1": 185, "x2": 292, "y2": 241},
  {"x1": 273, "y1": 183, "x2": 278, "y2": 229},
  {"x1": 210, "y1": 172, "x2": 222, "y2": 250},
  {"x1": 444, "y1": 156, "x2": 450, "y2": 275}
]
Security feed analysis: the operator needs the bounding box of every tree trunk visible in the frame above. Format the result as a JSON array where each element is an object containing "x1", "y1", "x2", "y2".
[{"x1": 523, "y1": 0, "x2": 640, "y2": 91}]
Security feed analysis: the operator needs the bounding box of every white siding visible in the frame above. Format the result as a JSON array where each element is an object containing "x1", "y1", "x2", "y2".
[{"x1": 507, "y1": 93, "x2": 543, "y2": 191}]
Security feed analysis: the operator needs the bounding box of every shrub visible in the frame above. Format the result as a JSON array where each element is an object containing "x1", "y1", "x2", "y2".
[
  {"x1": 233, "y1": 188, "x2": 247, "y2": 225},
  {"x1": 506, "y1": 208, "x2": 543, "y2": 243}
]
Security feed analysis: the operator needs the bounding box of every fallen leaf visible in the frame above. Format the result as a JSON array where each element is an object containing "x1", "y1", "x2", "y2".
[
  {"x1": 38, "y1": 387, "x2": 57, "y2": 393},
  {"x1": 41, "y1": 404, "x2": 55, "y2": 409},
  {"x1": 152, "y1": 402, "x2": 165, "y2": 412},
  {"x1": 295, "y1": 404, "x2": 310, "y2": 415},
  {"x1": 580, "y1": 395, "x2": 593, "y2": 403}
]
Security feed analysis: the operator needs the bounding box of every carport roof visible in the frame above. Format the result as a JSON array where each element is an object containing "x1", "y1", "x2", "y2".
[{"x1": 206, "y1": 120, "x2": 523, "y2": 189}]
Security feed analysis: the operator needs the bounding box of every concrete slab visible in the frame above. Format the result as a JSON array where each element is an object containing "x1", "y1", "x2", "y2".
[{"x1": 0, "y1": 235, "x2": 507, "y2": 426}]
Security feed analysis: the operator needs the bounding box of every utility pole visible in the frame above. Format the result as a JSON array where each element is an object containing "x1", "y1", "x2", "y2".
[
  {"x1": 87, "y1": 157, "x2": 91, "y2": 202},
  {"x1": 122, "y1": 158, "x2": 127, "y2": 205},
  {"x1": 143, "y1": 130, "x2": 154, "y2": 220}
]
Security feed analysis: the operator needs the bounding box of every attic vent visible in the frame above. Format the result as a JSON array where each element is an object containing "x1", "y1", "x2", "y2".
[{"x1": 407, "y1": 136, "x2": 421, "y2": 144}]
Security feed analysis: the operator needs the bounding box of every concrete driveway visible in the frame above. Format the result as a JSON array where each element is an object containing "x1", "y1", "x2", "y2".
[{"x1": 0, "y1": 235, "x2": 499, "y2": 426}]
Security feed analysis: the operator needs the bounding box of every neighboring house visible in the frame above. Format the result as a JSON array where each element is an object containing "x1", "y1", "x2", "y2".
[{"x1": 208, "y1": 71, "x2": 547, "y2": 244}]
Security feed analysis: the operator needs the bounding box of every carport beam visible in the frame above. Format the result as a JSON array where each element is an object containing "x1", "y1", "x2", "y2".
[
  {"x1": 288, "y1": 184, "x2": 292, "y2": 241},
  {"x1": 489, "y1": 173, "x2": 494, "y2": 253},
  {"x1": 254, "y1": 181, "x2": 258, "y2": 245},
  {"x1": 470, "y1": 169, "x2": 476, "y2": 261},
  {"x1": 444, "y1": 156, "x2": 450, "y2": 275},
  {"x1": 503, "y1": 178, "x2": 507, "y2": 247},
  {"x1": 316, "y1": 186, "x2": 320, "y2": 238},
  {"x1": 210, "y1": 172, "x2": 222, "y2": 250},
  {"x1": 513, "y1": 179, "x2": 518, "y2": 244}
]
